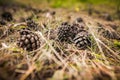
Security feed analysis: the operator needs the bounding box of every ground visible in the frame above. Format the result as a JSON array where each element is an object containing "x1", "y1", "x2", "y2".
[{"x1": 0, "y1": 0, "x2": 120, "y2": 80}]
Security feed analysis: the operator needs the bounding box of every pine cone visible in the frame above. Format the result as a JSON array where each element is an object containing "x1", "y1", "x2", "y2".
[
  {"x1": 101, "y1": 29, "x2": 120, "y2": 40},
  {"x1": 57, "y1": 22, "x2": 73, "y2": 43},
  {"x1": 50, "y1": 11, "x2": 56, "y2": 16},
  {"x1": 70, "y1": 19, "x2": 86, "y2": 39},
  {"x1": 32, "y1": 8, "x2": 42, "y2": 14},
  {"x1": 102, "y1": 13, "x2": 113, "y2": 21},
  {"x1": 76, "y1": 17, "x2": 83, "y2": 23},
  {"x1": 73, "y1": 30, "x2": 91, "y2": 49},
  {"x1": 0, "y1": 19, "x2": 6, "y2": 26},
  {"x1": 97, "y1": 23, "x2": 120, "y2": 40},
  {"x1": 72, "y1": 17, "x2": 85, "y2": 30},
  {"x1": 19, "y1": 28, "x2": 31, "y2": 35},
  {"x1": 71, "y1": 23, "x2": 84, "y2": 34},
  {"x1": 1, "y1": 12, "x2": 13, "y2": 22},
  {"x1": 17, "y1": 29, "x2": 41, "y2": 51},
  {"x1": 0, "y1": 28, "x2": 4, "y2": 37},
  {"x1": 26, "y1": 19, "x2": 38, "y2": 30}
]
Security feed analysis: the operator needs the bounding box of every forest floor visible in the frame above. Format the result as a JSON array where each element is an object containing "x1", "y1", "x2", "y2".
[{"x1": 0, "y1": 1, "x2": 120, "y2": 80}]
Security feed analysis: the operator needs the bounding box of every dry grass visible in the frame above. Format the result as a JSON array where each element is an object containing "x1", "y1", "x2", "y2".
[{"x1": 0, "y1": 4, "x2": 120, "y2": 80}]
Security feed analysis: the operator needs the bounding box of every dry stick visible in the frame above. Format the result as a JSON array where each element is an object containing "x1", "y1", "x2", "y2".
[
  {"x1": 31, "y1": 32, "x2": 62, "y2": 65},
  {"x1": 81, "y1": 50, "x2": 88, "y2": 66},
  {"x1": 94, "y1": 62, "x2": 117, "y2": 80},
  {"x1": 86, "y1": 19, "x2": 120, "y2": 60},
  {"x1": 31, "y1": 44, "x2": 46, "y2": 61},
  {"x1": 43, "y1": 49, "x2": 62, "y2": 65},
  {"x1": 20, "y1": 64, "x2": 36, "y2": 80},
  {"x1": 64, "y1": 50, "x2": 76, "y2": 62},
  {"x1": 37, "y1": 31, "x2": 66, "y2": 65},
  {"x1": 29, "y1": 42, "x2": 46, "y2": 54},
  {"x1": 97, "y1": 39, "x2": 120, "y2": 61},
  {"x1": 20, "y1": 50, "x2": 37, "y2": 80},
  {"x1": 93, "y1": 34, "x2": 109, "y2": 65},
  {"x1": 86, "y1": 23, "x2": 110, "y2": 65},
  {"x1": 0, "y1": 22, "x2": 26, "y2": 39}
]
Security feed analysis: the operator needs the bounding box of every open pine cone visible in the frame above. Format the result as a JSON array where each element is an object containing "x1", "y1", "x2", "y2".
[
  {"x1": 72, "y1": 17, "x2": 85, "y2": 30},
  {"x1": 26, "y1": 19, "x2": 38, "y2": 30},
  {"x1": 75, "y1": 17, "x2": 84, "y2": 23},
  {"x1": 1, "y1": 12, "x2": 13, "y2": 22},
  {"x1": 71, "y1": 23, "x2": 84, "y2": 35},
  {"x1": 0, "y1": 19, "x2": 6, "y2": 26},
  {"x1": 17, "y1": 29, "x2": 41, "y2": 51},
  {"x1": 97, "y1": 23, "x2": 120, "y2": 40},
  {"x1": 73, "y1": 30, "x2": 91, "y2": 49},
  {"x1": 101, "y1": 29, "x2": 120, "y2": 40}
]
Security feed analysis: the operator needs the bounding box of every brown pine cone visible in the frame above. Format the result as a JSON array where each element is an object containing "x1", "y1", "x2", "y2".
[
  {"x1": 72, "y1": 17, "x2": 85, "y2": 30},
  {"x1": 75, "y1": 17, "x2": 84, "y2": 23},
  {"x1": 101, "y1": 29, "x2": 120, "y2": 40},
  {"x1": 1, "y1": 12, "x2": 13, "y2": 22},
  {"x1": 57, "y1": 22, "x2": 74, "y2": 43},
  {"x1": 26, "y1": 19, "x2": 38, "y2": 31},
  {"x1": 70, "y1": 23, "x2": 84, "y2": 35},
  {"x1": 97, "y1": 23, "x2": 120, "y2": 40},
  {"x1": 73, "y1": 30, "x2": 91, "y2": 49},
  {"x1": 17, "y1": 29, "x2": 41, "y2": 51},
  {"x1": 0, "y1": 19, "x2": 6, "y2": 26}
]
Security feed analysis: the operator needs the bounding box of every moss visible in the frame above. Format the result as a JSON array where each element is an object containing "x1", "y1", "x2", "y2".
[{"x1": 114, "y1": 40, "x2": 120, "y2": 48}]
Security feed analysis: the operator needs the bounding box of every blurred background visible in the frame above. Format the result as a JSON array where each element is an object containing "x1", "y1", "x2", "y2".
[{"x1": 0, "y1": 0, "x2": 120, "y2": 20}]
